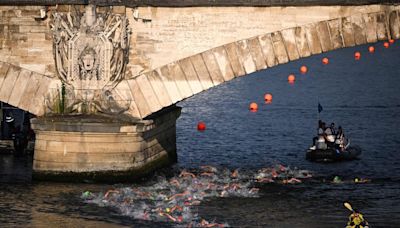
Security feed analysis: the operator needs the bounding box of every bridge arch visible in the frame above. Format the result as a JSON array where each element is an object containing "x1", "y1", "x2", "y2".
[
  {"x1": 0, "y1": 62, "x2": 54, "y2": 116},
  {"x1": 121, "y1": 9, "x2": 400, "y2": 119},
  {"x1": 0, "y1": 6, "x2": 399, "y2": 120}
]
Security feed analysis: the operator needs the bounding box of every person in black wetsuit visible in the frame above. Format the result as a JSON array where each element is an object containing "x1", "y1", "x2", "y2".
[{"x1": 12, "y1": 125, "x2": 28, "y2": 156}]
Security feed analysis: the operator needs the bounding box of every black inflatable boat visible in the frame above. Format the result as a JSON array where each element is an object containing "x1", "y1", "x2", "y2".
[{"x1": 306, "y1": 145, "x2": 362, "y2": 162}]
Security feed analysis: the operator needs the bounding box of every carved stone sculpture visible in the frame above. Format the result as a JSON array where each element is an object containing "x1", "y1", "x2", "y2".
[{"x1": 50, "y1": 5, "x2": 130, "y2": 115}]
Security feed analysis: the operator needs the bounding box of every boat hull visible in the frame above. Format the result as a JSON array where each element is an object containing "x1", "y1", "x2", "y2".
[{"x1": 306, "y1": 146, "x2": 361, "y2": 162}]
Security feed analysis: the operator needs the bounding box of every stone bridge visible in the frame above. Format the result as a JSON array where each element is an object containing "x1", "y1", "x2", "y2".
[
  {"x1": 0, "y1": 0, "x2": 399, "y2": 181},
  {"x1": 1, "y1": 1, "x2": 399, "y2": 118}
]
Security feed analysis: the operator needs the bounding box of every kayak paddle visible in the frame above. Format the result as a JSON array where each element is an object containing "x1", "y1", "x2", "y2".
[{"x1": 344, "y1": 202, "x2": 354, "y2": 212}]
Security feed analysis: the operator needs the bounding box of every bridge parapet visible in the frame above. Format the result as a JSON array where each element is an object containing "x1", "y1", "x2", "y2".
[{"x1": 1, "y1": 0, "x2": 398, "y2": 7}]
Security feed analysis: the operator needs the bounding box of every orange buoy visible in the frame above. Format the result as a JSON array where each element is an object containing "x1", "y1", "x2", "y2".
[
  {"x1": 197, "y1": 122, "x2": 206, "y2": 131},
  {"x1": 384, "y1": 42, "x2": 390, "y2": 48},
  {"x1": 368, "y1": 46, "x2": 375, "y2": 53},
  {"x1": 354, "y1": 51, "x2": 361, "y2": 60},
  {"x1": 389, "y1": 39, "x2": 395, "y2": 44},
  {"x1": 322, "y1": 57, "x2": 329, "y2": 65},
  {"x1": 264, "y1": 93, "x2": 273, "y2": 103},
  {"x1": 300, "y1": 65, "x2": 308, "y2": 74},
  {"x1": 288, "y1": 74, "x2": 295, "y2": 83},
  {"x1": 249, "y1": 102, "x2": 258, "y2": 112}
]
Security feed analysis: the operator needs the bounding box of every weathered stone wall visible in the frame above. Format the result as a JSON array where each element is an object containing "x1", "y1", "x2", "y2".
[
  {"x1": 0, "y1": 6, "x2": 53, "y2": 75},
  {"x1": 2, "y1": 0, "x2": 398, "y2": 7},
  {"x1": 128, "y1": 5, "x2": 400, "y2": 75},
  {"x1": 1, "y1": 5, "x2": 398, "y2": 77},
  {"x1": 31, "y1": 106, "x2": 180, "y2": 182}
]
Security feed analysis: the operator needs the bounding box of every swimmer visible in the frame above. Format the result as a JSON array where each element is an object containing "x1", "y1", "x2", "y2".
[
  {"x1": 296, "y1": 170, "x2": 313, "y2": 179},
  {"x1": 123, "y1": 197, "x2": 133, "y2": 204},
  {"x1": 249, "y1": 188, "x2": 260, "y2": 194},
  {"x1": 200, "y1": 219, "x2": 225, "y2": 228},
  {"x1": 200, "y1": 172, "x2": 215, "y2": 177},
  {"x1": 255, "y1": 172, "x2": 270, "y2": 179},
  {"x1": 332, "y1": 176, "x2": 343, "y2": 184},
  {"x1": 200, "y1": 165, "x2": 218, "y2": 173},
  {"x1": 256, "y1": 177, "x2": 274, "y2": 183},
  {"x1": 354, "y1": 177, "x2": 371, "y2": 183},
  {"x1": 142, "y1": 210, "x2": 150, "y2": 220},
  {"x1": 135, "y1": 190, "x2": 151, "y2": 198},
  {"x1": 159, "y1": 211, "x2": 178, "y2": 222},
  {"x1": 170, "y1": 205, "x2": 183, "y2": 213},
  {"x1": 219, "y1": 190, "x2": 228, "y2": 197},
  {"x1": 271, "y1": 169, "x2": 278, "y2": 178},
  {"x1": 231, "y1": 169, "x2": 239, "y2": 178},
  {"x1": 104, "y1": 189, "x2": 119, "y2": 198},
  {"x1": 184, "y1": 199, "x2": 201, "y2": 206},
  {"x1": 259, "y1": 167, "x2": 273, "y2": 173},
  {"x1": 169, "y1": 190, "x2": 190, "y2": 200},
  {"x1": 179, "y1": 170, "x2": 196, "y2": 178},
  {"x1": 282, "y1": 177, "x2": 302, "y2": 184},
  {"x1": 278, "y1": 164, "x2": 287, "y2": 172},
  {"x1": 169, "y1": 178, "x2": 180, "y2": 187},
  {"x1": 177, "y1": 215, "x2": 183, "y2": 223},
  {"x1": 223, "y1": 183, "x2": 241, "y2": 191},
  {"x1": 206, "y1": 183, "x2": 216, "y2": 190}
]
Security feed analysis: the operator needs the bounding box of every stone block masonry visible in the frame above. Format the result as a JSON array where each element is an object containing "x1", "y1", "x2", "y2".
[
  {"x1": 1, "y1": 5, "x2": 400, "y2": 119},
  {"x1": 31, "y1": 106, "x2": 181, "y2": 182}
]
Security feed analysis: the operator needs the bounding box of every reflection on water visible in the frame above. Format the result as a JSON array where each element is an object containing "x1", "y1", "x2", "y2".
[
  {"x1": 0, "y1": 155, "x2": 32, "y2": 183},
  {"x1": 1, "y1": 42, "x2": 400, "y2": 227}
]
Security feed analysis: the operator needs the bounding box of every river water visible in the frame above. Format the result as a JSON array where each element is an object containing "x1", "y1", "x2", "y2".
[{"x1": 1, "y1": 42, "x2": 400, "y2": 227}]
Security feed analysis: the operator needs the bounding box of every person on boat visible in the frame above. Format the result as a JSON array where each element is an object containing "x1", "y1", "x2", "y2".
[
  {"x1": 315, "y1": 122, "x2": 327, "y2": 150},
  {"x1": 318, "y1": 121, "x2": 325, "y2": 135},
  {"x1": 335, "y1": 126, "x2": 346, "y2": 151},
  {"x1": 316, "y1": 135, "x2": 327, "y2": 150},
  {"x1": 324, "y1": 124, "x2": 335, "y2": 147},
  {"x1": 330, "y1": 122, "x2": 337, "y2": 135},
  {"x1": 310, "y1": 121, "x2": 324, "y2": 150},
  {"x1": 12, "y1": 125, "x2": 28, "y2": 156},
  {"x1": 346, "y1": 208, "x2": 369, "y2": 228}
]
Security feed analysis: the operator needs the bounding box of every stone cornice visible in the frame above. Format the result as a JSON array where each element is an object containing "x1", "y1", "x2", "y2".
[{"x1": 1, "y1": 0, "x2": 398, "y2": 7}]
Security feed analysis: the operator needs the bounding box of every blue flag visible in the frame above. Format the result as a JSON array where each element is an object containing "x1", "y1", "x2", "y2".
[{"x1": 318, "y1": 103, "x2": 323, "y2": 113}]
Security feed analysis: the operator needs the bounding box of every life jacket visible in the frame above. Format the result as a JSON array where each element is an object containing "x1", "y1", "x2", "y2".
[
  {"x1": 326, "y1": 135, "x2": 335, "y2": 142},
  {"x1": 316, "y1": 136, "x2": 327, "y2": 149},
  {"x1": 335, "y1": 133, "x2": 344, "y2": 145},
  {"x1": 346, "y1": 213, "x2": 369, "y2": 228},
  {"x1": 317, "y1": 135, "x2": 325, "y2": 142},
  {"x1": 330, "y1": 127, "x2": 336, "y2": 135}
]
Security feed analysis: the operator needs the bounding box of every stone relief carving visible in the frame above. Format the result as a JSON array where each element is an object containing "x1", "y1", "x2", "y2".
[{"x1": 49, "y1": 5, "x2": 131, "y2": 115}]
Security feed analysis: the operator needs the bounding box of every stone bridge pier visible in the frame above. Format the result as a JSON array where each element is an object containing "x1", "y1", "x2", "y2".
[
  {"x1": 0, "y1": 1, "x2": 399, "y2": 181},
  {"x1": 31, "y1": 106, "x2": 181, "y2": 182}
]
